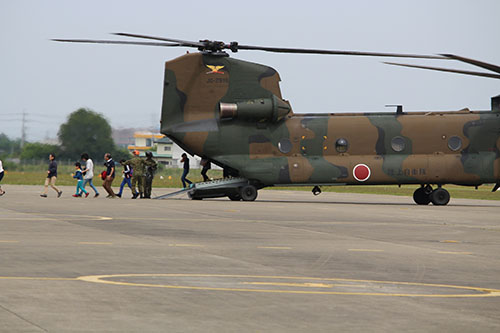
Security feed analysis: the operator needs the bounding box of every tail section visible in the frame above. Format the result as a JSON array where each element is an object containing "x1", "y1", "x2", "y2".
[{"x1": 160, "y1": 53, "x2": 289, "y2": 156}]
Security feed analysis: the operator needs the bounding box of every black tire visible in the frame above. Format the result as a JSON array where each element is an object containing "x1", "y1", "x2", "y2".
[
  {"x1": 228, "y1": 193, "x2": 241, "y2": 201},
  {"x1": 240, "y1": 185, "x2": 258, "y2": 201},
  {"x1": 430, "y1": 188, "x2": 450, "y2": 206},
  {"x1": 413, "y1": 187, "x2": 431, "y2": 205}
]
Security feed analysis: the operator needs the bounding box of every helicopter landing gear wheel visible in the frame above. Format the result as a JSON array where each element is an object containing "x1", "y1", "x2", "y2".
[
  {"x1": 240, "y1": 185, "x2": 258, "y2": 201},
  {"x1": 430, "y1": 187, "x2": 450, "y2": 206},
  {"x1": 413, "y1": 186, "x2": 431, "y2": 205},
  {"x1": 228, "y1": 193, "x2": 242, "y2": 201}
]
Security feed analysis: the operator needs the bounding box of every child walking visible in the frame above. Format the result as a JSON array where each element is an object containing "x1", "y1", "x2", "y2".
[{"x1": 72, "y1": 162, "x2": 89, "y2": 198}]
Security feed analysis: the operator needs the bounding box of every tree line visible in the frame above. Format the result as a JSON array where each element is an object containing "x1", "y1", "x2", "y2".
[{"x1": 0, "y1": 108, "x2": 131, "y2": 163}]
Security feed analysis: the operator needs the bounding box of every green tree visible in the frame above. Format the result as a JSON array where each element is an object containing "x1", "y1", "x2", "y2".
[
  {"x1": 20, "y1": 142, "x2": 60, "y2": 161},
  {"x1": 0, "y1": 133, "x2": 21, "y2": 157},
  {"x1": 58, "y1": 108, "x2": 115, "y2": 160}
]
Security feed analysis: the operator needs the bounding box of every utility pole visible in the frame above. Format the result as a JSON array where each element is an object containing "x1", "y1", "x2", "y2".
[{"x1": 20, "y1": 110, "x2": 26, "y2": 148}]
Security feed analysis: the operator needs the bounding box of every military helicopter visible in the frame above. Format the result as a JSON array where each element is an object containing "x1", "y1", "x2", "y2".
[{"x1": 53, "y1": 33, "x2": 500, "y2": 205}]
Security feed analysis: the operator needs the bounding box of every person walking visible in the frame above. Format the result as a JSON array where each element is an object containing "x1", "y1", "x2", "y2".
[
  {"x1": 200, "y1": 157, "x2": 211, "y2": 182},
  {"x1": 125, "y1": 150, "x2": 145, "y2": 199},
  {"x1": 180, "y1": 153, "x2": 193, "y2": 189},
  {"x1": 72, "y1": 162, "x2": 89, "y2": 198},
  {"x1": 40, "y1": 153, "x2": 62, "y2": 198},
  {"x1": 102, "y1": 153, "x2": 116, "y2": 198},
  {"x1": 81, "y1": 153, "x2": 99, "y2": 197},
  {"x1": 117, "y1": 159, "x2": 136, "y2": 198},
  {"x1": 143, "y1": 151, "x2": 158, "y2": 199},
  {"x1": 0, "y1": 159, "x2": 5, "y2": 196}
]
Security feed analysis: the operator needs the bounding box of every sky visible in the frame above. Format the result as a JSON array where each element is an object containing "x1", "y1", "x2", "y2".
[{"x1": 1, "y1": 0, "x2": 499, "y2": 142}]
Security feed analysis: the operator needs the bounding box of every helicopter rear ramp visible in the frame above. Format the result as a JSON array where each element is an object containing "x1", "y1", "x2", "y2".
[{"x1": 154, "y1": 177, "x2": 249, "y2": 200}]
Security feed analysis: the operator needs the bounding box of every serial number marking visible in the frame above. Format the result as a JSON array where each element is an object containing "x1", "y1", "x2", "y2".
[{"x1": 206, "y1": 78, "x2": 229, "y2": 84}]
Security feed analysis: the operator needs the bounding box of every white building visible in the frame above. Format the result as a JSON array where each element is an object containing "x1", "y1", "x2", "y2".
[{"x1": 127, "y1": 132, "x2": 202, "y2": 168}]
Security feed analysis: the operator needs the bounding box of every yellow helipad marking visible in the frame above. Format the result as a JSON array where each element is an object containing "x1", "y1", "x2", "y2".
[
  {"x1": 348, "y1": 249, "x2": 384, "y2": 252},
  {"x1": 438, "y1": 251, "x2": 473, "y2": 255},
  {"x1": 440, "y1": 240, "x2": 460, "y2": 243},
  {"x1": 258, "y1": 246, "x2": 292, "y2": 250},
  {"x1": 240, "y1": 282, "x2": 367, "y2": 288},
  {"x1": 78, "y1": 242, "x2": 113, "y2": 245},
  {"x1": 76, "y1": 274, "x2": 500, "y2": 298},
  {"x1": 168, "y1": 244, "x2": 204, "y2": 247},
  {"x1": 0, "y1": 240, "x2": 19, "y2": 243}
]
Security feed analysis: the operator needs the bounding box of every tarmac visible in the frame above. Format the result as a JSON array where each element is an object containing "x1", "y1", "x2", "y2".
[{"x1": 0, "y1": 185, "x2": 499, "y2": 332}]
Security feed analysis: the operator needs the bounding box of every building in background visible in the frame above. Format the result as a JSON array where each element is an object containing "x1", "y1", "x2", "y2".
[{"x1": 127, "y1": 132, "x2": 202, "y2": 168}]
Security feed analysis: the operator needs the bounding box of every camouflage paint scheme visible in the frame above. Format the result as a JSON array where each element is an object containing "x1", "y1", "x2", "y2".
[{"x1": 161, "y1": 53, "x2": 500, "y2": 189}]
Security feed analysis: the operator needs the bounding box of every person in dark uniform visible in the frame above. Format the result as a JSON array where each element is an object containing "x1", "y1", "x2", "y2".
[
  {"x1": 180, "y1": 153, "x2": 192, "y2": 189},
  {"x1": 200, "y1": 157, "x2": 211, "y2": 182},
  {"x1": 143, "y1": 151, "x2": 157, "y2": 199}
]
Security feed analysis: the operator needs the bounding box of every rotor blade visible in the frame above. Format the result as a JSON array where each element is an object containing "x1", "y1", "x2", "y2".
[
  {"x1": 112, "y1": 33, "x2": 204, "y2": 48},
  {"x1": 52, "y1": 39, "x2": 181, "y2": 47},
  {"x1": 384, "y1": 62, "x2": 500, "y2": 79},
  {"x1": 237, "y1": 44, "x2": 446, "y2": 59},
  {"x1": 441, "y1": 54, "x2": 500, "y2": 75}
]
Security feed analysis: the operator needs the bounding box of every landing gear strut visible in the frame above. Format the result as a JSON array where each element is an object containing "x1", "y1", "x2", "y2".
[
  {"x1": 413, "y1": 185, "x2": 450, "y2": 206},
  {"x1": 312, "y1": 186, "x2": 322, "y2": 196}
]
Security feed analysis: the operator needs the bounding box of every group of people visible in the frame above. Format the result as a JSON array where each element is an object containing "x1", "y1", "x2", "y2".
[
  {"x1": 40, "y1": 150, "x2": 158, "y2": 199},
  {"x1": 0, "y1": 150, "x2": 211, "y2": 199}
]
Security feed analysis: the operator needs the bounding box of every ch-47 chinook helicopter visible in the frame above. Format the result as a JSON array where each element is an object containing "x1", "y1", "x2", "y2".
[{"x1": 54, "y1": 33, "x2": 500, "y2": 205}]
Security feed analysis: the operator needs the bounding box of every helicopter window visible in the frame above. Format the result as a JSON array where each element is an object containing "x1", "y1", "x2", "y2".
[
  {"x1": 335, "y1": 138, "x2": 349, "y2": 153},
  {"x1": 278, "y1": 138, "x2": 292, "y2": 154},
  {"x1": 448, "y1": 136, "x2": 462, "y2": 151},
  {"x1": 391, "y1": 136, "x2": 406, "y2": 152}
]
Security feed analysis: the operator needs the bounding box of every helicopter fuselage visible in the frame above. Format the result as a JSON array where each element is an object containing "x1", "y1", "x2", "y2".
[{"x1": 160, "y1": 53, "x2": 500, "y2": 202}]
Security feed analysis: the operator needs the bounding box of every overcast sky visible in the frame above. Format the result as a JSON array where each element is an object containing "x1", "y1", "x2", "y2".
[{"x1": 1, "y1": 0, "x2": 499, "y2": 141}]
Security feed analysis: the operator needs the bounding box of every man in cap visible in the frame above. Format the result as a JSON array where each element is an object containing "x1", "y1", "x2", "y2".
[
  {"x1": 143, "y1": 151, "x2": 158, "y2": 199},
  {"x1": 125, "y1": 150, "x2": 145, "y2": 199}
]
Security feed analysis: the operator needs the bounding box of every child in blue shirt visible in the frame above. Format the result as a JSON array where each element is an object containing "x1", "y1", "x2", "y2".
[{"x1": 72, "y1": 162, "x2": 89, "y2": 198}]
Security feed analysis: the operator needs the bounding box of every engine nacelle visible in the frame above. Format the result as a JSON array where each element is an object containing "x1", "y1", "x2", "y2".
[{"x1": 220, "y1": 95, "x2": 291, "y2": 122}]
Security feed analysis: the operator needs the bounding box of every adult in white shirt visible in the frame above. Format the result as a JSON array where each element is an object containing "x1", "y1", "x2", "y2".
[
  {"x1": 0, "y1": 159, "x2": 5, "y2": 196},
  {"x1": 81, "y1": 153, "x2": 99, "y2": 197}
]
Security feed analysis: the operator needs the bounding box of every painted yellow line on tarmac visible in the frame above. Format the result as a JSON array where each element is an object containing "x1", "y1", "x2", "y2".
[
  {"x1": 0, "y1": 277, "x2": 77, "y2": 281},
  {"x1": 0, "y1": 214, "x2": 113, "y2": 221},
  {"x1": 440, "y1": 240, "x2": 460, "y2": 243},
  {"x1": 0, "y1": 240, "x2": 19, "y2": 243},
  {"x1": 258, "y1": 246, "x2": 292, "y2": 250},
  {"x1": 242, "y1": 281, "x2": 334, "y2": 288},
  {"x1": 348, "y1": 249, "x2": 384, "y2": 252},
  {"x1": 78, "y1": 242, "x2": 113, "y2": 245},
  {"x1": 76, "y1": 274, "x2": 500, "y2": 298},
  {"x1": 168, "y1": 244, "x2": 204, "y2": 247},
  {"x1": 438, "y1": 251, "x2": 473, "y2": 255}
]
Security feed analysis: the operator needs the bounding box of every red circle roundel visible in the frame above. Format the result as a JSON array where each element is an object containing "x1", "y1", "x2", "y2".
[{"x1": 353, "y1": 164, "x2": 371, "y2": 182}]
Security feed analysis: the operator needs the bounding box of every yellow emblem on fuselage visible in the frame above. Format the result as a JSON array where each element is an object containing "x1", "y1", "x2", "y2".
[{"x1": 206, "y1": 65, "x2": 225, "y2": 74}]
